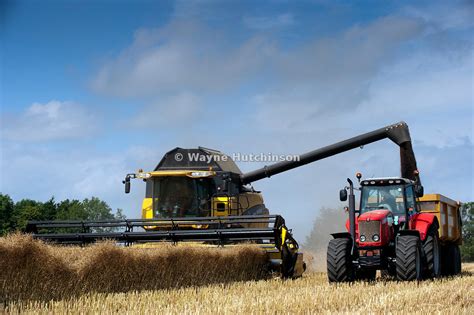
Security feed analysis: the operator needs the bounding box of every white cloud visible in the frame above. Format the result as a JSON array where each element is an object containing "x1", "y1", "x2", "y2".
[
  {"x1": 404, "y1": 1, "x2": 474, "y2": 32},
  {"x1": 132, "y1": 92, "x2": 201, "y2": 128},
  {"x1": 2, "y1": 100, "x2": 98, "y2": 141},
  {"x1": 251, "y1": 15, "x2": 425, "y2": 132},
  {"x1": 0, "y1": 142, "x2": 149, "y2": 218},
  {"x1": 91, "y1": 21, "x2": 274, "y2": 97}
]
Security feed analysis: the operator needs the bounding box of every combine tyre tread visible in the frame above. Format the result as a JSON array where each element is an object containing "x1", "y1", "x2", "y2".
[
  {"x1": 396, "y1": 235, "x2": 422, "y2": 281},
  {"x1": 327, "y1": 238, "x2": 354, "y2": 282}
]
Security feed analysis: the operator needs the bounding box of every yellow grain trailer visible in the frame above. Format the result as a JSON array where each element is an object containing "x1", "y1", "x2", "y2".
[{"x1": 418, "y1": 194, "x2": 462, "y2": 275}]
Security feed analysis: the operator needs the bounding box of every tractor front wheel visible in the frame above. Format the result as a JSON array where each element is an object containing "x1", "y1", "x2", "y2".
[
  {"x1": 327, "y1": 238, "x2": 354, "y2": 282},
  {"x1": 396, "y1": 235, "x2": 423, "y2": 281}
]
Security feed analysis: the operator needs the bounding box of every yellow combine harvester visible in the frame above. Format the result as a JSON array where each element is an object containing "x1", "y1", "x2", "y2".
[
  {"x1": 28, "y1": 121, "x2": 445, "y2": 279},
  {"x1": 28, "y1": 147, "x2": 306, "y2": 278}
]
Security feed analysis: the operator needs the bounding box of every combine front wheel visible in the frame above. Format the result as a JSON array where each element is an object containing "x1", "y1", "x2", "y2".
[
  {"x1": 327, "y1": 238, "x2": 354, "y2": 282},
  {"x1": 396, "y1": 235, "x2": 422, "y2": 281}
]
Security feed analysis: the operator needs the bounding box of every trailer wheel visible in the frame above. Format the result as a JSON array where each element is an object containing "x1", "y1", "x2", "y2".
[
  {"x1": 396, "y1": 235, "x2": 422, "y2": 281},
  {"x1": 327, "y1": 238, "x2": 354, "y2": 282},
  {"x1": 449, "y1": 244, "x2": 461, "y2": 275},
  {"x1": 423, "y1": 226, "x2": 441, "y2": 278},
  {"x1": 443, "y1": 244, "x2": 462, "y2": 276}
]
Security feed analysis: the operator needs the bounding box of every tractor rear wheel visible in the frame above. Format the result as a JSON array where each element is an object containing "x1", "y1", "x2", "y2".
[
  {"x1": 396, "y1": 235, "x2": 422, "y2": 281},
  {"x1": 423, "y1": 226, "x2": 441, "y2": 278},
  {"x1": 327, "y1": 238, "x2": 354, "y2": 282}
]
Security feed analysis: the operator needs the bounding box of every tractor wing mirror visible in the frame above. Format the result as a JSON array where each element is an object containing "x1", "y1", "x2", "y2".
[
  {"x1": 339, "y1": 189, "x2": 348, "y2": 202},
  {"x1": 415, "y1": 185, "x2": 424, "y2": 197}
]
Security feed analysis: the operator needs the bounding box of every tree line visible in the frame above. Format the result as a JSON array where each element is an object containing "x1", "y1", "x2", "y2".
[{"x1": 0, "y1": 193, "x2": 125, "y2": 236}]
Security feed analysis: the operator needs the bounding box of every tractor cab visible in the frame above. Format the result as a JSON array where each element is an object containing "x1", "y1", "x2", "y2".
[
  {"x1": 340, "y1": 176, "x2": 425, "y2": 246},
  {"x1": 358, "y1": 177, "x2": 420, "y2": 225}
]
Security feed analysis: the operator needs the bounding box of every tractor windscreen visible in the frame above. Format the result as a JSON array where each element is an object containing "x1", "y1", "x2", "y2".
[
  {"x1": 360, "y1": 185, "x2": 407, "y2": 216},
  {"x1": 147, "y1": 177, "x2": 215, "y2": 218}
]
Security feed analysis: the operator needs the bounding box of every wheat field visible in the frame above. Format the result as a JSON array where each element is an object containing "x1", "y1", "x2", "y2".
[
  {"x1": 0, "y1": 234, "x2": 268, "y2": 302},
  {"x1": 1, "y1": 234, "x2": 473, "y2": 314}
]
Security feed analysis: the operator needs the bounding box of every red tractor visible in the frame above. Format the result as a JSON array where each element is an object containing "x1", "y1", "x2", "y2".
[{"x1": 327, "y1": 172, "x2": 462, "y2": 282}]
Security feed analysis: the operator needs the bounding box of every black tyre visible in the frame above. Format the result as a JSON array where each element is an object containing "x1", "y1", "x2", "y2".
[
  {"x1": 440, "y1": 245, "x2": 451, "y2": 276},
  {"x1": 356, "y1": 269, "x2": 376, "y2": 281},
  {"x1": 327, "y1": 238, "x2": 354, "y2": 282},
  {"x1": 396, "y1": 235, "x2": 422, "y2": 281},
  {"x1": 443, "y1": 244, "x2": 462, "y2": 276},
  {"x1": 451, "y1": 245, "x2": 462, "y2": 275},
  {"x1": 423, "y1": 225, "x2": 441, "y2": 278}
]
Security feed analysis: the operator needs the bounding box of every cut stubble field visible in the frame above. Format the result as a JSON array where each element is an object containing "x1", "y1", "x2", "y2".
[{"x1": 1, "y1": 235, "x2": 473, "y2": 314}]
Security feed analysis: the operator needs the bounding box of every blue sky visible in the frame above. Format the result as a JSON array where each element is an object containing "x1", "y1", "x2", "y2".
[{"x1": 1, "y1": 0, "x2": 473, "y2": 240}]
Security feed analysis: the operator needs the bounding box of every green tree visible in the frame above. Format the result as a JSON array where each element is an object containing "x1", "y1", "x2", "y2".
[
  {"x1": 460, "y1": 202, "x2": 473, "y2": 262},
  {"x1": 12, "y1": 199, "x2": 44, "y2": 231},
  {"x1": 41, "y1": 197, "x2": 57, "y2": 220},
  {"x1": 0, "y1": 193, "x2": 15, "y2": 235},
  {"x1": 56, "y1": 199, "x2": 85, "y2": 220},
  {"x1": 82, "y1": 197, "x2": 115, "y2": 221},
  {"x1": 1, "y1": 195, "x2": 125, "y2": 233},
  {"x1": 115, "y1": 208, "x2": 126, "y2": 220}
]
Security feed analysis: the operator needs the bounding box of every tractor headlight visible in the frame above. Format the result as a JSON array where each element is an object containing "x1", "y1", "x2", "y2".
[
  {"x1": 372, "y1": 234, "x2": 380, "y2": 242},
  {"x1": 360, "y1": 235, "x2": 366, "y2": 242}
]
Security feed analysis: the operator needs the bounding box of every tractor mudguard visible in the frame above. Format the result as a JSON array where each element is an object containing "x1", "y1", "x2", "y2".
[
  {"x1": 397, "y1": 229, "x2": 420, "y2": 238},
  {"x1": 409, "y1": 213, "x2": 438, "y2": 241},
  {"x1": 331, "y1": 232, "x2": 352, "y2": 239}
]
